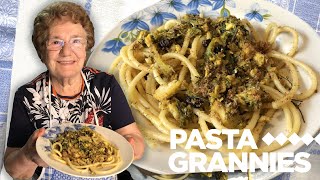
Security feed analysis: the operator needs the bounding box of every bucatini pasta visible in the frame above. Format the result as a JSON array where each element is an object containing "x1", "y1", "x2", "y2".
[
  {"x1": 50, "y1": 126, "x2": 121, "y2": 174},
  {"x1": 109, "y1": 14, "x2": 317, "y2": 160}
]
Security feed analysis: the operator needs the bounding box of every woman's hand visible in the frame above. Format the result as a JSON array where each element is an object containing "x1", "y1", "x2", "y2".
[
  {"x1": 125, "y1": 134, "x2": 145, "y2": 160},
  {"x1": 4, "y1": 128, "x2": 48, "y2": 179},
  {"x1": 21, "y1": 128, "x2": 48, "y2": 167},
  {"x1": 116, "y1": 123, "x2": 145, "y2": 160}
]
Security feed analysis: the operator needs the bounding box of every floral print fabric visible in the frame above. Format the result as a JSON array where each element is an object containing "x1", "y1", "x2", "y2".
[{"x1": 7, "y1": 66, "x2": 134, "y2": 147}]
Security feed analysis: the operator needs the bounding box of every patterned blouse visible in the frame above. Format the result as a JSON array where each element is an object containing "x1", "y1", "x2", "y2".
[{"x1": 7, "y1": 66, "x2": 134, "y2": 148}]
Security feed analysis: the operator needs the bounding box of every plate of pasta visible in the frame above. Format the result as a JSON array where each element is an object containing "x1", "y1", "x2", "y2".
[
  {"x1": 36, "y1": 123, "x2": 134, "y2": 178},
  {"x1": 87, "y1": 0, "x2": 320, "y2": 176}
]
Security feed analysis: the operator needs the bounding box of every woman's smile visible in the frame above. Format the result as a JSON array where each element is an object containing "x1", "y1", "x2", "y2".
[{"x1": 57, "y1": 60, "x2": 76, "y2": 65}]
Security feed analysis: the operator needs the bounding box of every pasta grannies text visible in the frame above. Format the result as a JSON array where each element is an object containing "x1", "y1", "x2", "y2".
[{"x1": 169, "y1": 129, "x2": 311, "y2": 173}]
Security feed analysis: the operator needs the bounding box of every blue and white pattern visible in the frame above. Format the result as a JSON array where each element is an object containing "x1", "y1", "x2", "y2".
[
  {"x1": 0, "y1": 28, "x2": 16, "y2": 61},
  {"x1": 102, "y1": 0, "x2": 240, "y2": 55},
  {"x1": 50, "y1": 168, "x2": 114, "y2": 180},
  {"x1": 244, "y1": 3, "x2": 271, "y2": 22},
  {"x1": 38, "y1": 166, "x2": 115, "y2": 180},
  {"x1": 0, "y1": 0, "x2": 18, "y2": 29},
  {"x1": 146, "y1": 7, "x2": 177, "y2": 26},
  {"x1": 84, "y1": 0, "x2": 92, "y2": 15},
  {"x1": 317, "y1": 13, "x2": 320, "y2": 34},
  {"x1": 265, "y1": 0, "x2": 290, "y2": 10},
  {"x1": 0, "y1": 0, "x2": 19, "y2": 173},
  {"x1": 40, "y1": 167, "x2": 115, "y2": 180},
  {"x1": 0, "y1": 0, "x2": 18, "y2": 116},
  {"x1": 160, "y1": 0, "x2": 187, "y2": 12},
  {"x1": 0, "y1": 67, "x2": 12, "y2": 115}
]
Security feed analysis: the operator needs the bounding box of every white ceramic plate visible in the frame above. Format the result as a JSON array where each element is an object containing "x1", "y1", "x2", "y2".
[
  {"x1": 87, "y1": 0, "x2": 320, "y2": 175},
  {"x1": 36, "y1": 123, "x2": 134, "y2": 178}
]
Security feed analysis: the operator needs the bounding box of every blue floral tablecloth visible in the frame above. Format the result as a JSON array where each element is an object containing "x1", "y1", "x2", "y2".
[
  {"x1": 0, "y1": 0, "x2": 18, "y2": 176},
  {"x1": 0, "y1": 0, "x2": 319, "y2": 179}
]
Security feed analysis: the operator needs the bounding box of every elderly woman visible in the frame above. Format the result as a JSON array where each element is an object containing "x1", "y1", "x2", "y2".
[{"x1": 4, "y1": 1, "x2": 144, "y2": 180}]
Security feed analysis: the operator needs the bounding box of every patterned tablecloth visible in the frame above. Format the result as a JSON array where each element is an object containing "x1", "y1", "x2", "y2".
[{"x1": 0, "y1": 0, "x2": 319, "y2": 179}]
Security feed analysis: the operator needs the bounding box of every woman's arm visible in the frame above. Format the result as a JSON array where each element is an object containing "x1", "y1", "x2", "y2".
[
  {"x1": 106, "y1": 75, "x2": 145, "y2": 159},
  {"x1": 116, "y1": 122, "x2": 145, "y2": 160},
  {"x1": 4, "y1": 128, "x2": 48, "y2": 179}
]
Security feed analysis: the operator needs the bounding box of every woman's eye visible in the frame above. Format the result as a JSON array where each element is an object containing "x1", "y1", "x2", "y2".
[
  {"x1": 53, "y1": 41, "x2": 61, "y2": 45},
  {"x1": 51, "y1": 40, "x2": 63, "y2": 46},
  {"x1": 72, "y1": 39, "x2": 82, "y2": 44}
]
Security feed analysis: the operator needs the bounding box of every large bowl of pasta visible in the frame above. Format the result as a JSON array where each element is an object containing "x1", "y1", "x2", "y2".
[{"x1": 87, "y1": 0, "x2": 320, "y2": 178}]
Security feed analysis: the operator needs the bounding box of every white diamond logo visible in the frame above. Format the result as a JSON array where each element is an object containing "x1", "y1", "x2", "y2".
[
  {"x1": 288, "y1": 133, "x2": 300, "y2": 145},
  {"x1": 275, "y1": 133, "x2": 288, "y2": 145},
  {"x1": 262, "y1": 133, "x2": 275, "y2": 145},
  {"x1": 315, "y1": 133, "x2": 320, "y2": 145},
  {"x1": 301, "y1": 134, "x2": 314, "y2": 146}
]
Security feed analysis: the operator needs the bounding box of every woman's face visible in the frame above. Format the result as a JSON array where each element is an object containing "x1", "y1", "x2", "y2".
[{"x1": 45, "y1": 17, "x2": 87, "y2": 80}]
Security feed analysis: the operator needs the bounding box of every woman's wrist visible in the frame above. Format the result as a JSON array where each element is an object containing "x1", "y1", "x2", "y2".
[
  {"x1": 20, "y1": 146, "x2": 38, "y2": 167},
  {"x1": 4, "y1": 148, "x2": 38, "y2": 179}
]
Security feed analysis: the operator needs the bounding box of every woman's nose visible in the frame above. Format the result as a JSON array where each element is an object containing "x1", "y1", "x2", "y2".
[{"x1": 60, "y1": 43, "x2": 72, "y2": 56}]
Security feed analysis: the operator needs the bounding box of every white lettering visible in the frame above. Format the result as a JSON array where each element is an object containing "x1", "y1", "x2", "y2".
[
  {"x1": 228, "y1": 153, "x2": 248, "y2": 172},
  {"x1": 269, "y1": 152, "x2": 277, "y2": 172},
  {"x1": 277, "y1": 152, "x2": 294, "y2": 172},
  {"x1": 222, "y1": 129, "x2": 239, "y2": 149},
  {"x1": 168, "y1": 152, "x2": 188, "y2": 173},
  {"x1": 236, "y1": 129, "x2": 257, "y2": 149},
  {"x1": 189, "y1": 153, "x2": 207, "y2": 172},
  {"x1": 207, "y1": 152, "x2": 228, "y2": 172},
  {"x1": 206, "y1": 129, "x2": 222, "y2": 149},
  {"x1": 249, "y1": 152, "x2": 269, "y2": 172},
  {"x1": 294, "y1": 152, "x2": 311, "y2": 173},
  {"x1": 170, "y1": 129, "x2": 187, "y2": 149},
  {"x1": 185, "y1": 129, "x2": 206, "y2": 149}
]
